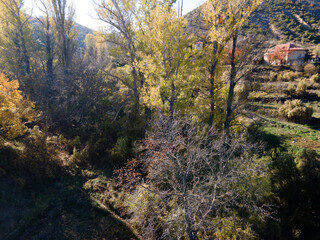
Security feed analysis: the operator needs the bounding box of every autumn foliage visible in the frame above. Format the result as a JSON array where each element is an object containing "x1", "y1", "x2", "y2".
[{"x1": 0, "y1": 73, "x2": 35, "y2": 138}]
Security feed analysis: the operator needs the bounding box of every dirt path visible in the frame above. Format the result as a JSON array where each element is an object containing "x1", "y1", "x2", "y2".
[{"x1": 293, "y1": 14, "x2": 312, "y2": 29}]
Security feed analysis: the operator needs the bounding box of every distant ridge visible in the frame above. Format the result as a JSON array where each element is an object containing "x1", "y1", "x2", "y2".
[
  {"x1": 30, "y1": 17, "x2": 94, "y2": 49},
  {"x1": 75, "y1": 23, "x2": 94, "y2": 48}
]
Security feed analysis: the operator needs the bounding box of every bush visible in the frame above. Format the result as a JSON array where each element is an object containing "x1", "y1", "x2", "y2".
[
  {"x1": 279, "y1": 100, "x2": 313, "y2": 123},
  {"x1": 19, "y1": 126, "x2": 61, "y2": 181},
  {"x1": 269, "y1": 71, "x2": 278, "y2": 82},
  {"x1": 284, "y1": 71, "x2": 296, "y2": 81},
  {"x1": 287, "y1": 83, "x2": 297, "y2": 95},
  {"x1": 0, "y1": 143, "x2": 19, "y2": 177},
  {"x1": 304, "y1": 63, "x2": 318, "y2": 77},
  {"x1": 279, "y1": 71, "x2": 296, "y2": 81},
  {"x1": 252, "y1": 81, "x2": 261, "y2": 91},
  {"x1": 310, "y1": 73, "x2": 320, "y2": 83},
  {"x1": 235, "y1": 82, "x2": 251, "y2": 101},
  {"x1": 296, "y1": 79, "x2": 308, "y2": 95},
  {"x1": 292, "y1": 61, "x2": 303, "y2": 72}
]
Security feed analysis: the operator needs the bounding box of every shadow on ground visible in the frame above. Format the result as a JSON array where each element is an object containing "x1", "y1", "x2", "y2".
[{"x1": 0, "y1": 169, "x2": 137, "y2": 240}]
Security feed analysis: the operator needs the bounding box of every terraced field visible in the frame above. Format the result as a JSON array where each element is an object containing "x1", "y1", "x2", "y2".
[{"x1": 249, "y1": 66, "x2": 320, "y2": 153}]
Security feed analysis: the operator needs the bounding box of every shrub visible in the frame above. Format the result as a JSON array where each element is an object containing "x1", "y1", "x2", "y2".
[
  {"x1": 279, "y1": 71, "x2": 296, "y2": 82},
  {"x1": 111, "y1": 137, "x2": 131, "y2": 167},
  {"x1": 304, "y1": 63, "x2": 318, "y2": 77},
  {"x1": 279, "y1": 100, "x2": 313, "y2": 123},
  {"x1": 269, "y1": 71, "x2": 278, "y2": 82},
  {"x1": 292, "y1": 61, "x2": 303, "y2": 72},
  {"x1": 287, "y1": 83, "x2": 297, "y2": 95},
  {"x1": 252, "y1": 81, "x2": 261, "y2": 91},
  {"x1": 0, "y1": 143, "x2": 19, "y2": 177},
  {"x1": 296, "y1": 79, "x2": 308, "y2": 95},
  {"x1": 235, "y1": 82, "x2": 251, "y2": 101},
  {"x1": 310, "y1": 73, "x2": 320, "y2": 83},
  {"x1": 270, "y1": 150, "x2": 320, "y2": 239},
  {"x1": 19, "y1": 126, "x2": 60, "y2": 180}
]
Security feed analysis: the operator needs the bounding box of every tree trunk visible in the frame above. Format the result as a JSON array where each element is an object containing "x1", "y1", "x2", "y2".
[
  {"x1": 208, "y1": 41, "x2": 218, "y2": 127},
  {"x1": 169, "y1": 81, "x2": 176, "y2": 113},
  {"x1": 132, "y1": 66, "x2": 140, "y2": 114},
  {"x1": 183, "y1": 196, "x2": 198, "y2": 240},
  {"x1": 18, "y1": 24, "x2": 30, "y2": 75},
  {"x1": 46, "y1": 21, "x2": 54, "y2": 93},
  {"x1": 224, "y1": 33, "x2": 238, "y2": 132},
  {"x1": 208, "y1": 60, "x2": 218, "y2": 127}
]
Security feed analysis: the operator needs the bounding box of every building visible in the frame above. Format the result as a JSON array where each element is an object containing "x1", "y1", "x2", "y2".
[
  {"x1": 308, "y1": 54, "x2": 320, "y2": 63},
  {"x1": 194, "y1": 41, "x2": 204, "y2": 50},
  {"x1": 264, "y1": 43, "x2": 307, "y2": 65}
]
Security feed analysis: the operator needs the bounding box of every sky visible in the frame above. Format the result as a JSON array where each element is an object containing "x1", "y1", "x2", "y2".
[{"x1": 24, "y1": 0, "x2": 206, "y2": 30}]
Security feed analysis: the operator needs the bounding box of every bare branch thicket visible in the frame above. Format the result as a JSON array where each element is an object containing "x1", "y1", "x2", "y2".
[{"x1": 130, "y1": 113, "x2": 271, "y2": 240}]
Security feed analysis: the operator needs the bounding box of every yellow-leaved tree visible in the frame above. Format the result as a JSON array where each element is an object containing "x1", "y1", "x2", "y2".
[
  {"x1": 0, "y1": 73, "x2": 36, "y2": 138},
  {"x1": 138, "y1": 0, "x2": 200, "y2": 113},
  {"x1": 0, "y1": 0, "x2": 34, "y2": 79}
]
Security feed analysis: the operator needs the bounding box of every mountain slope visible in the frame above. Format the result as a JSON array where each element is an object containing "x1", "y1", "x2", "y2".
[
  {"x1": 76, "y1": 23, "x2": 94, "y2": 48},
  {"x1": 30, "y1": 17, "x2": 93, "y2": 49},
  {"x1": 185, "y1": 0, "x2": 320, "y2": 45}
]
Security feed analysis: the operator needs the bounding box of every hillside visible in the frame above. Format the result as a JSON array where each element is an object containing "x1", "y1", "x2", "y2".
[
  {"x1": 30, "y1": 17, "x2": 93, "y2": 49},
  {"x1": 185, "y1": 0, "x2": 320, "y2": 45},
  {"x1": 76, "y1": 23, "x2": 94, "y2": 49}
]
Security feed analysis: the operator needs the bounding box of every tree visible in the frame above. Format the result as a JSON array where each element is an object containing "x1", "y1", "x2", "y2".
[
  {"x1": 84, "y1": 33, "x2": 110, "y2": 72},
  {"x1": 0, "y1": 73, "x2": 35, "y2": 138},
  {"x1": 95, "y1": 0, "x2": 141, "y2": 114},
  {"x1": 35, "y1": 0, "x2": 56, "y2": 93},
  {"x1": 130, "y1": 113, "x2": 269, "y2": 239},
  {"x1": 0, "y1": 0, "x2": 33, "y2": 80},
  {"x1": 138, "y1": 1, "x2": 198, "y2": 112},
  {"x1": 270, "y1": 150, "x2": 320, "y2": 239},
  {"x1": 203, "y1": 0, "x2": 263, "y2": 129},
  {"x1": 304, "y1": 63, "x2": 318, "y2": 77},
  {"x1": 49, "y1": 0, "x2": 77, "y2": 75}
]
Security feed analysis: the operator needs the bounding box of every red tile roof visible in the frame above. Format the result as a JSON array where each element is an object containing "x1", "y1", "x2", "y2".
[{"x1": 269, "y1": 43, "x2": 307, "y2": 52}]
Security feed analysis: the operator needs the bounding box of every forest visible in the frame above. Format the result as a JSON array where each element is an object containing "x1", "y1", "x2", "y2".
[{"x1": 0, "y1": 0, "x2": 320, "y2": 239}]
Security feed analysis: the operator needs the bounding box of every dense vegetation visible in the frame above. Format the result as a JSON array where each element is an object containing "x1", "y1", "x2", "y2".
[{"x1": 0, "y1": 0, "x2": 320, "y2": 239}]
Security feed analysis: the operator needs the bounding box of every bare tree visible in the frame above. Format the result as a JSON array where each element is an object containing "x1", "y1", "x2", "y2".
[{"x1": 133, "y1": 113, "x2": 270, "y2": 239}]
